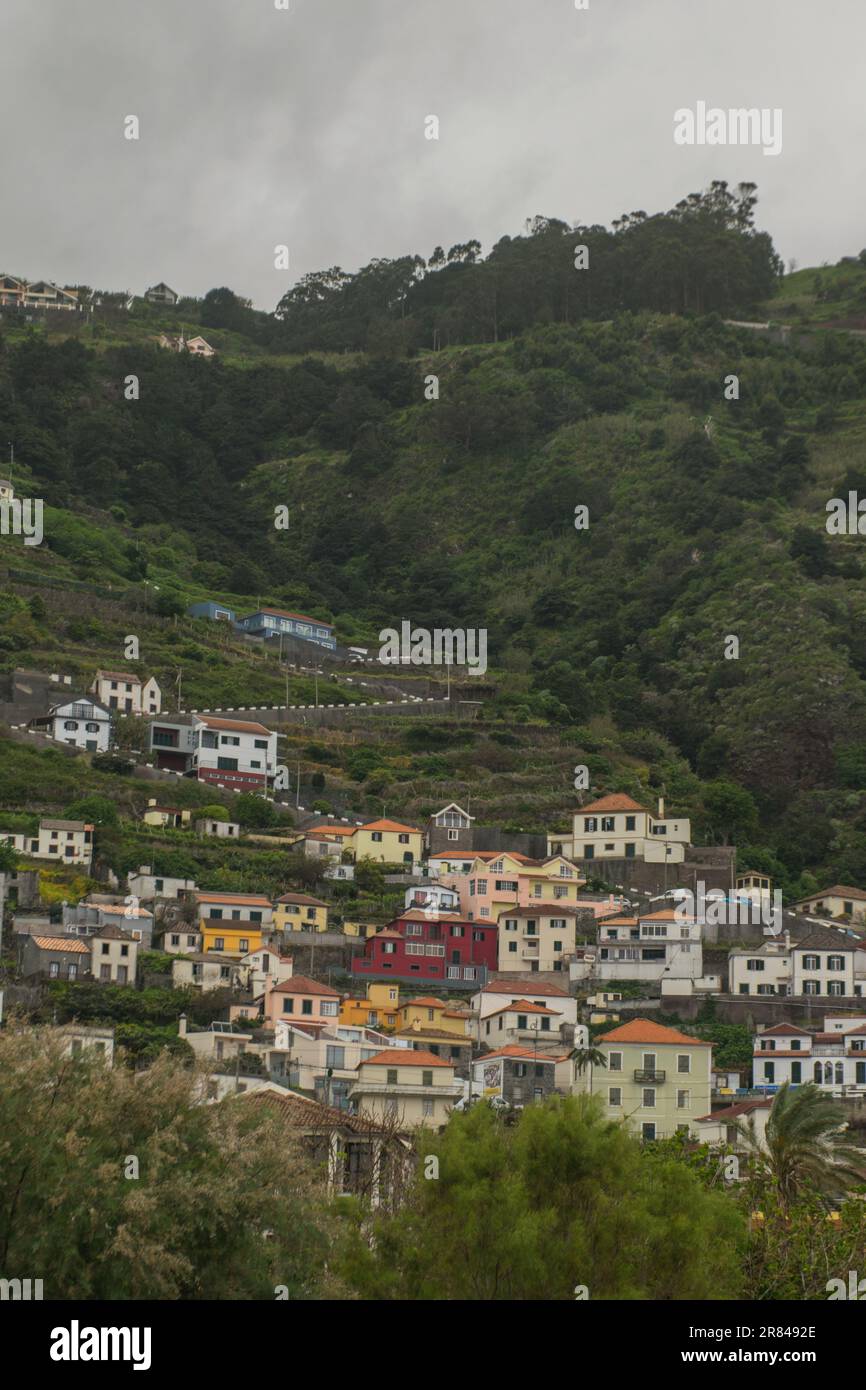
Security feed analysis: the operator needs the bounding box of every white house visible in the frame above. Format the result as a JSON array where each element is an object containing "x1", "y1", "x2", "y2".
[
  {"x1": 1, "y1": 818, "x2": 93, "y2": 867},
  {"x1": 239, "y1": 945, "x2": 294, "y2": 998},
  {"x1": 90, "y1": 925, "x2": 137, "y2": 985},
  {"x1": 403, "y1": 883, "x2": 460, "y2": 914},
  {"x1": 90, "y1": 670, "x2": 161, "y2": 716},
  {"x1": 195, "y1": 817, "x2": 240, "y2": 839},
  {"x1": 470, "y1": 978, "x2": 579, "y2": 1027},
  {"x1": 479, "y1": 998, "x2": 584, "y2": 1048},
  {"x1": 127, "y1": 866, "x2": 197, "y2": 902},
  {"x1": 752, "y1": 1020, "x2": 866, "y2": 1095},
  {"x1": 190, "y1": 715, "x2": 277, "y2": 793},
  {"x1": 595, "y1": 909, "x2": 704, "y2": 984},
  {"x1": 730, "y1": 928, "x2": 865, "y2": 999},
  {"x1": 171, "y1": 953, "x2": 241, "y2": 992},
  {"x1": 548, "y1": 794, "x2": 692, "y2": 865},
  {"x1": 31, "y1": 697, "x2": 111, "y2": 752},
  {"x1": 272, "y1": 1020, "x2": 400, "y2": 1109}
]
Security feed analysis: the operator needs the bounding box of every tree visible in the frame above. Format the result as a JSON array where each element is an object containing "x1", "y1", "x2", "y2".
[
  {"x1": 0, "y1": 1027, "x2": 333, "y2": 1298},
  {"x1": 338, "y1": 1096, "x2": 744, "y2": 1300},
  {"x1": 233, "y1": 793, "x2": 279, "y2": 830},
  {"x1": 735, "y1": 1083, "x2": 866, "y2": 1214},
  {"x1": 198, "y1": 804, "x2": 230, "y2": 823},
  {"x1": 571, "y1": 1046, "x2": 607, "y2": 1095},
  {"x1": 701, "y1": 780, "x2": 758, "y2": 845},
  {"x1": 63, "y1": 795, "x2": 118, "y2": 828},
  {"x1": 0, "y1": 840, "x2": 17, "y2": 873}
]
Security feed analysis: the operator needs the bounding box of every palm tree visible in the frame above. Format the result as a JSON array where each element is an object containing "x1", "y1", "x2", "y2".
[
  {"x1": 735, "y1": 1082, "x2": 866, "y2": 1212},
  {"x1": 572, "y1": 1046, "x2": 607, "y2": 1096}
]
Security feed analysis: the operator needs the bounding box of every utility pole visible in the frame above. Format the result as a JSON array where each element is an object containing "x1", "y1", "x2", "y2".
[
  {"x1": 296, "y1": 762, "x2": 301, "y2": 808},
  {"x1": 0, "y1": 870, "x2": 5, "y2": 1025}
]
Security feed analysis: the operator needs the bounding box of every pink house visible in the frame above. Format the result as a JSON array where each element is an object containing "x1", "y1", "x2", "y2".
[
  {"x1": 441, "y1": 853, "x2": 586, "y2": 923},
  {"x1": 262, "y1": 974, "x2": 341, "y2": 1027}
]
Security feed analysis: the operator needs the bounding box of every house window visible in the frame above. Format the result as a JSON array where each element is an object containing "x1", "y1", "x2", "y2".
[
  {"x1": 239, "y1": 939, "x2": 249, "y2": 953},
  {"x1": 326, "y1": 1046, "x2": 345, "y2": 1069},
  {"x1": 827, "y1": 955, "x2": 845, "y2": 972},
  {"x1": 320, "y1": 1000, "x2": 338, "y2": 1016},
  {"x1": 642, "y1": 1089, "x2": 656, "y2": 1108},
  {"x1": 214, "y1": 938, "x2": 224, "y2": 951},
  {"x1": 447, "y1": 829, "x2": 459, "y2": 841},
  {"x1": 584, "y1": 818, "x2": 597, "y2": 832},
  {"x1": 282, "y1": 999, "x2": 293, "y2": 1013},
  {"x1": 677, "y1": 1054, "x2": 690, "y2": 1074},
  {"x1": 625, "y1": 816, "x2": 636, "y2": 830},
  {"x1": 422, "y1": 1070, "x2": 433, "y2": 1087},
  {"x1": 372, "y1": 832, "x2": 383, "y2": 842},
  {"x1": 677, "y1": 1090, "x2": 690, "y2": 1108},
  {"x1": 803, "y1": 981, "x2": 820, "y2": 995},
  {"x1": 398, "y1": 834, "x2": 409, "y2": 844},
  {"x1": 607, "y1": 1052, "x2": 622, "y2": 1072},
  {"x1": 584, "y1": 846, "x2": 594, "y2": 859},
  {"x1": 601, "y1": 817, "x2": 615, "y2": 832},
  {"x1": 422, "y1": 1098, "x2": 434, "y2": 1117},
  {"x1": 802, "y1": 955, "x2": 820, "y2": 971},
  {"x1": 387, "y1": 1069, "x2": 398, "y2": 1085},
  {"x1": 747, "y1": 959, "x2": 764, "y2": 972},
  {"x1": 608, "y1": 1087, "x2": 622, "y2": 1106},
  {"x1": 641, "y1": 1123, "x2": 656, "y2": 1141}
]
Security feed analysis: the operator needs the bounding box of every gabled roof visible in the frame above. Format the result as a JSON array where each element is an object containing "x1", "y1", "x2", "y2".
[
  {"x1": 93, "y1": 923, "x2": 138, "y2": 941},
  {"x1": 795, "y1": 927, "x2": 857, "y2": 952},
  {"x1": 275, "y1": 892, "x2": 328, "y2": 908},
  {"x1": 432, "y1": 802, "x2": 474, "y2": 820},
  {"x1": 401, "y1": 996, "x2": 447, "y2": 1009},
  {"x1": 195, "y1": 714, "x2": 272, "y2": 736},
  {"x1": 40, "y1": 819, "x2": 91, "y2": 832},
  {"x1": 793, "y1": 885, "x2": 866, "y2": 905},
  {"x1": 270, "y1": 974, "x2": 340, "y2": 997},
  {"x1": 597, "y1": 1018, "x2": 711, "y2": 1047},
  {"x1": 31, "y1": 936, "x2": 89, "y2": 953},
  {"x1": 195, "y1": 892, "x2": 271, "y2": 906},
  {"x1": 578, "y1": 794, "x2": 649, "y2": 815},
  {"x1": 479, "y1": 1044, "x2": 569, "y2": 1063},
  {"x1": 238, "y1": 1089, "x2": 390, "y2": 1135},
  {"x1": 486, "y1": 1000, "x2": 562, "y2": 1018},
  {"x1": 360, "y1": 1048, "x2": 452, "y2": 1068},
  {"x1": 246, "y1": 607, "x2": 332, "y2": 627},
  {"x1": 359, "y1": 818, "x2": 422, "y2": 835},
  {"x1": 94, "y1": 669, "x2": 143, "y2": 684},
  {"x1": 696, "y1": 1099, "x2": 772, "y2": 1122},
  {"x1": 758, "y1": 1023, "x2": 811, "y2": 1036},
  {"x1": 480, "y1": 978, "x2": 570, "y2": 997}
]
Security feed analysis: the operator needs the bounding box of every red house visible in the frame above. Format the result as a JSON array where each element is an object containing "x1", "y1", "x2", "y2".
[{"x1": 351, "y1": 910, "x2": 497, "y2": 988}]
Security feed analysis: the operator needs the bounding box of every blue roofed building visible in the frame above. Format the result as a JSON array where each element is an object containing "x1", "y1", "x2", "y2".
[
  {"x1": 187, "y1": 600, "x2": 237, "y2": 623},
  {"x1": 236, "y1": 608, "x2": 336, "y2": 651}
]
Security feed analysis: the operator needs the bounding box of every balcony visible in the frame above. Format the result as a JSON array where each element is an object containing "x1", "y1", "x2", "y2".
[{"x1": 634, "y1": 1069, "x2": 666, "y2": 1083}]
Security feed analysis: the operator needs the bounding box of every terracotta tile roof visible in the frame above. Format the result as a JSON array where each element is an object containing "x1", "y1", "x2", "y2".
[
  {"x1": 94, "y1": 904, "x2": 151, "y2": 918},
  {"x1": 197, "y1": 715, "x2": 272, "y2": 736},
  {"x1": 95, "y1": 669, "x2": 142, "y2": 683},
  {"x1": 597, "y1": 1018, "x2": 711, "y2": 1047},
  {"x1": 360, "y1": 1048, "x2": 452, "y2": 1068},
  {"x1": 396, "y1": 1027, "x2": 471, "y2": 1042},
  {"x1": 402, "y1": 996, "x2": 446, "y2": 1009},
  {"x1": 275, "y1": 892, "x2": 328, "y2": 908},
  {"x1": 597, "y1": 915, "x2": 639, "y2": 927},
  {"x1": 41, "y1": 819, "x2": 91, "y2": 831},
  {"x1": 397, "y1": 909, "x2": 468, "y2": 923},
  {"x1": 238, "y1": 1089, "x2": 387, "y2": 1134},
  {"x1": 195, "y1": 892, "x2": 271, "y2": 906},
  {"x1": 795, "y1": 927, "x2": 856, "y2": 952},
  {"x1": 758, "y1": 1023, "x2": 810, "y2": 1036},
  {"x1": 359, "y1": 819, "x2": 421, "y2": 834},
  {"x1": 270, "y1": 974, "x2": 340, "y2": 997},
  {"x1": 578, "y1": 794, "x2": 649, "y2": 814},
  {"x1": 696, "y1": 1099, "x2": 772, "y2": 1122},
  {"x1": 479, "y1": 1044, "x2": 569, "y2": 1063},
  {"x1": 486, "y1": 1000, "x2": 562, "y2": 1018},
  {"x1": 793, "y1": 885, "x2": 866, "y2": 905},
  {"x1": 481, "y1": 978, "x2": 570, "y2": 997},
  {"x1": 32, "y1": 936, "x2": 89, "y2": 953}
]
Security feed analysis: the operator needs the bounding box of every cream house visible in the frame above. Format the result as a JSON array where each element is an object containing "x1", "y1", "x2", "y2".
[
  {"x1": 90, "y1": 925, "x2": 137, "y2": 985},
  {"x1": 792, "y1": 885, "x2": 866, "y2": 925},
  {"x1": 549, "y1": 793, "x2": 691, "y2": 864},
  {"x1": 91, "y1": 670, "x2": 161, "y2": 716},
  {"x1": 349, "y1": 1048, "x2": 462, "y2": 1127},
  {"x1": 350, "y1": 819, "x2": 424, "y2": 867},
  {"x1": 594, "y1": 1018, "x2": 713, "y2": 1141},
  {"x1": 480, "y1": 998, "x2": 579, "y2": 1047},
  {"x1": 471, "y1": 978, "x2": 579, "y2": 1027},
  {"x1": 497, "y1": 906, "x2": 584, "y2": 973},
  {"x1": 1, "y1": 817, "x2": 93, "y2": 868}
]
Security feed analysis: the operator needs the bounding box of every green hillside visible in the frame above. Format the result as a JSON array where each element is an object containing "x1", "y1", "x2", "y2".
[{"x1": 4, "y1": 185, "x2": 866, "y2": 901}]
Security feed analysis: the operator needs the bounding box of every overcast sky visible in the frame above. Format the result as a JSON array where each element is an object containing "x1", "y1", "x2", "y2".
[{"x1": 4, "y1": 0, "x2": 864, "y2": 310}]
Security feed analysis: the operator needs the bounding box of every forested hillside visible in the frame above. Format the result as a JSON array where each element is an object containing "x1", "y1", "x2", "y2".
[{"x1": 3, "y1": 182, "x2": 866, "y2": 895}]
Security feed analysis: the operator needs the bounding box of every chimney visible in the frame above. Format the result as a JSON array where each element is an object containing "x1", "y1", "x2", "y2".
[
  {"x1": 783, "y1": 930, "x2": 790, "y2": 951},
  {"x1": 178, "y1": 1013, "x2": 187, "y2": 1039},
  {"x1": 147, "y1": 798, "x2": 157, "y2": 808},
  {"x1": 658, "y1": 797, "x2": 665, "y2": 818}
]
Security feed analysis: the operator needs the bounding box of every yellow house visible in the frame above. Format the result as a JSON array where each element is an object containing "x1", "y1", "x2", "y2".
[
  {"x1": 340, "y1": 981, "x2": 400, "y2": 1030},
  {"x1": 350, "y1": 819, "x2": 423, "y2": 867},
  {"x1": 200, "y1": 917, "x2": 264, "y2": 959},
  {"x1": 349, "y1": 1049, "x2": 463, "y2": 1127},
  {"x1": 593, "y1": 1018, "x2": 713, "y2": 1141},
  {"x1": 273, "y1": 891, "x2": 329, "y2": 933},
  {"x1": 397, "y1": 997, "x2": 472, "y2": 1037},
  {"x1": 342, "y1": 920, "x2": 379, "y2": 939}
]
